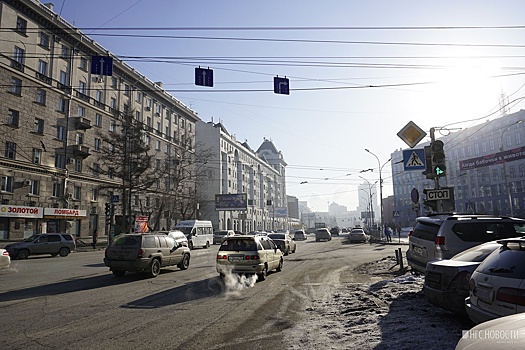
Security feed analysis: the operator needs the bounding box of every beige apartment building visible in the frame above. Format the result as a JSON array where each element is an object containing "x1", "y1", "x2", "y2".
[{"x1": 0, "y1": 0, "x2": 199, "y2": 239}]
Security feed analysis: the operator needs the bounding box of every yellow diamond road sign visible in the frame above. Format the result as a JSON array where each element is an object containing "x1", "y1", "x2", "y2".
[{"x1": 397, "y1": 121, "x2": 427, "y2": 148}]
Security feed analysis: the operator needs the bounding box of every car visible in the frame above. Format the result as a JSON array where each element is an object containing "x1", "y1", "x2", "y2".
[
  {"x1": 5, "y1": 233, "x2": 76, "y2": 259},
  {"x1": 423, "y1": 241, "x2": 502, "y2": 315},
  {"x1": 104, "y1": 233, "x2": 191, "y2": 278},
  {"x1": 293, "y1": 229, "x2": 307, "y2": 241},
  {"x1": 330, "y1": 226, "x2": 341, "y2": 236},
  {"x1": 465, "y1": 237, "x2": 525, "y2": 324},
  {"x1": 407, "y1": 214, "x2": 525, "y2": 274},
  {"x1": 213, "y1": 230, "x2": 236, "y2": 245},
  {"x1": 341, "y1": 227, "x2": 349, "y2": 233},
  {"x1": 0, "y1": 249, "x2": 10, "y2": 269},
  {"x1": 315, "y1": 228, "x2": 332, "y2": 242},
  {"x1": 268, "y1": 233, "x2": 296, "y2": 255},
  {"x1": 216, "y1": 235, "x2": 284, "y2": 281},
  {"x1": 456, "y1": 313, "x2": 525, "y2": 350},
  {"x1": 348, "y1": 228, "x2": 368, "y2": 243},
  {"x1": 155, "y1": 230, "x2": 189, "y2": 247}
]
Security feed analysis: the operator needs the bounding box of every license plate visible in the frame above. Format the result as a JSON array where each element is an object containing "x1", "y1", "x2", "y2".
[
  {"x1": 413, "y1": 245, "x2": 426, "y2": 256},
  {"x1": 228, "y1": 256, "x2": 244, "y2": 262},
  {"x1": 475, "y1": 286, "x2": 493, "y2": 302}
]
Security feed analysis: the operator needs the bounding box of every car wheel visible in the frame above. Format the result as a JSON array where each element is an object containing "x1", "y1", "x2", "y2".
[
  {"x1": 276, "y1": 258, "x2": 283, "y2": 272},
  {"x1": 284, "y1": 247, "x2": 289, "y2": 256},
  {"x1": 178, "y1": 254, "x2": 190, "y2": 270},
  {"x1": 147, "y1": 259, "x2": 161, "y2": 278},
  {"x1": 59, "y1": 247, "x2": 70, "y2": 257},
  {"x1": 188, "y1": 241, "x2": 194, "y2": 250},
  {"x1": 112, "y1": 270, "x2": 126, "y2": 277},
  {"x1": 205, "y1": 241, "x2": 210, "y2": 249},
  {"x1": 17, "y1": 249, "x2": 30, "y2": 259},
  {"x1": 258, "y1": 265, "x2": 268, "y2": 281}
]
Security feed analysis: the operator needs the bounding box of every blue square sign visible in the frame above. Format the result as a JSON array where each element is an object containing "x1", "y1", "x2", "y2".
[
  {"x1": 274, "y1": 76, "x2": 289, "y2": 95},
  {"x1": 91, "y1": 56, "x2": 113, "y2": 76},
  {"x1": 195, "y1": 67, "x2": 213, "y2": 87}
]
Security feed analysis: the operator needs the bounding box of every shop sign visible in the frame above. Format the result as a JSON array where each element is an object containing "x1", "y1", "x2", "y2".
[
  {"x1": 43, "y1": 208, "x2": 87, "y2": 218},
  {"x1": 0, "y1": 205, "x2": 43, "y2": 218}
]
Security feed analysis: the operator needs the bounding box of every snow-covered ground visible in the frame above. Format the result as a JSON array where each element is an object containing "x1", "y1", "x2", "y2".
[{"x1": 283, "y1": 256, "x2": 474, "y2": 350}]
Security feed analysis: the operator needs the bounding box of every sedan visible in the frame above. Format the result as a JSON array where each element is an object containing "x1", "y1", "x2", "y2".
[
  {"x1": 466, "y1": 238, "x2": 525, "y2": 324},
  {"x1": 0, "y1": 249, "x2": 10, "y2": 269},
  {"x1": 348, "y1": 229, "x2": 368, "y2": 243},
  {"x1": 424, "y1": 241, "x2": 501, "y2": 315}
]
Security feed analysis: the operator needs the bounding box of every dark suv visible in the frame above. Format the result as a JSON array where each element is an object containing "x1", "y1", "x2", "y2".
[
  {"x1": 5, "y1": 233, "x2": 76, "y2": 259},
  {"x1": 407, "y1": 214, "x2": 525, "y2": 274},
  {"x1": 104, "y1": 233, "x2": 191, "y2": 277}
]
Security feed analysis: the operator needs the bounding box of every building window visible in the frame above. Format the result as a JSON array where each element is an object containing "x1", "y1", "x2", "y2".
[
  {"x1": 1, "y1": 176, "x2": 14, "y2": 192},
  {"x1": 5, "y1": 142, "x2": 16, "y2": 159},
  {"x1": 111, "y1": 77, "x2": 117, "y2": 88},
  {"x1": 73, "y1": 186, "x2": 81, "y2": 200},
  {"x1": 55, "y1": 153, "x2": 65, "y2": 168},
  {"x1": 96, "y1": 90, "x2": 103, "y2": 104},
  {"x1": 108, "y1": 167, "x2": 114, "y2": 179},
  {"x1": 109, "y1": 120, "x2": 116, "y2": 132},
  {"x1": 59, "y1": 70, "x2": 68, "y2": 85},
  {"x1": 93, "y1": 163, "x2": 100, "y2": 176},
  {"x1": 13, "y1": 46, "x2": 24, "y2": 64},
  {"x1": 76, "y1": 132, "x2": 84, "y2": 145},
  {"x1": 136, "y1": 91, "x2": 141, "y2": 103},
  {"x1": 32, "y1": 148, "x2": 41, "y2": 164},
  {"x1": 78, "y1": 81, "x2": 86, "y2": 94},
  {"x1": 95, "y1": 114, "x2": 102, "y2": 126},
  {"x1": 60, "y1": 45, "x2": 69, "y2": 59},
  {"x1": 79, "y1": 57, "x2": 87, "y2": 70},
  {"x1": 58, "y1": 98, "x2": 68, "y2": 113},
  {"x1": 91, "y1": 189, "x2": 98, "y2": 201},
  {"x1": 506, "y1": 134, "x2": 512, "y2": 148},
  {"x1": 39, "y1": 32, "x2": 49, "y2": 49},
  {"x1": 110, "y1": 97, "x2": 116, "y2": 109},
  {"x1": 77, "y1": 106, "x2": 85, "y2": 117},
  {"x1": 124, "y1": 84, "x2": 130, "y2": 96},
  {"x1": 29, "y1": 180, "x2": 40, "y2": 195},
  {"x1": 156, "y1": 140, "x2": 161, "y2": 150},
  {"x1": 135, "y1": 111, "x2": 141, "y2": 122},
  {"x1": 34, "y1": 118, "x2": 44, "y2": 134},
  {"x1": 73, "y1": 158, "x2": 82, "y2": 172},
  {"x1": 94, "y1": 138, "x2": 101, "y2": 151},
  {"x1": 10, "y1": 77, "x2": 22, "y2": 95},
  {"x1": 52, "y1": 183, "x2": 63, "y2": 197},
  {"x1": 7, "y1": 109, "x2": 19, "y2": 127},
  {"x1": 36, "y1": 89, "x2": 46, "y2": 104},
  {"x1": 15, "y1": 17, "x2": 27, "y2": 34},
  {"x1": 516, "y1": 132, "x2": 522, "y2": 145},
  {"x1": 57, "y1": 125, "x2": 65, "y2": 140}
]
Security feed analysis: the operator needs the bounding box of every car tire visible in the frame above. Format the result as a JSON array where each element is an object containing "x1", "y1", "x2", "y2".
[
  {"x1": 205, "y1": 241, "x2": 210, "y2": 249},
  {"x1": 178, "y1": 254, "x2": 190, "y2": 270},
  {"x1": 188, "y1": 241, "x2": 194, "y2": 250},
  {"x1": 147, "y1": 259, "x2": 161, "y2": 278},
  {"x1": 293, "y1": 246, "x2": 297, "y2": 253},
  {"x1": 112, "y1": 270, "x2": 126, "y2": 277},
  {"x1": 17, "y1": 249, "x2": 30, "y2": 259},
  {"x1": 258, "y1": 265, "x2": 268, "y2": 281},
  {"x1": 276, "y1": 258, "x2": 283, "y2": 272},
  {"x1": 59, "y1": 247, "x2": 70, "y2": 257},
  {"x1": 284, "y1": 248, "x2": 289, "y2": 256}
]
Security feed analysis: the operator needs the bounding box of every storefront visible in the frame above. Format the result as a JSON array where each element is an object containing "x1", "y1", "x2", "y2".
[
  {"x1": 0, "y1": 205, "x2": 43, "y2": 239},
  {"x1": 43, "y1": 208, "x2": 87, "y2": 236}
]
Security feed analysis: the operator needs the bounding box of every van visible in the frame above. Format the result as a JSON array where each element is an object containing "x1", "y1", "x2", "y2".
[{"x1": 174, "y1": 220, "x2": 213, "y2": 250}]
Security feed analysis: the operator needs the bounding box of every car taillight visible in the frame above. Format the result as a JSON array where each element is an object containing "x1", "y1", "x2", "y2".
[
  {"x1": 2, "y1": 250, "x2": 9, "y2": 256},
  {"x1": 435, "y1": 236, "x2": 445, "y2": 245},
  {"x1": 245, "y1": 255, "x2": 259, "y2": 260},
  {"x1": 217, "y1": 254, "x2": 228, "y2": 260},
  {"x1": 448, "y1": 270, "x2": 471, "y2": 291},
  {"x1": 138, "y1": 249, "x2": 145, "y2": 258},
  {"x1": 496, "y1": 287, "x2": 525, "y2": 306},
  {"x1": 408, "y1": 230, "x2": 413, "y2": 237},
  {"x1": 469, "y1": 278, "x2": 476, "y2": 292}
]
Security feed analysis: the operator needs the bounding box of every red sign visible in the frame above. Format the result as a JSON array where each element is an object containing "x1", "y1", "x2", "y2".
[{"x1": 0, "y1": 205, "x2": 43, "y2": 218}]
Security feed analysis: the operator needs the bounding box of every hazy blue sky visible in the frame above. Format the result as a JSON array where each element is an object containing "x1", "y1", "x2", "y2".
[{"x1": 55, "y1": 0, "x2": 525, "y2": 211}]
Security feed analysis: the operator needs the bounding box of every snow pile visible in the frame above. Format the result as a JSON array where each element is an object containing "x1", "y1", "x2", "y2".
[{"x1": 284, "y1": 257, "x2": 473, "y2": 350}]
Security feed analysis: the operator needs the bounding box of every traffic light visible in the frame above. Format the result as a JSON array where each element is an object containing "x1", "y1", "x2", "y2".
[
  {"x1": 423, "y1": 145, "x2": 434, "y2": 179},
  {"x1": 111, "y1": 204, "x2": 116, "y2": 216},
  {"x1": 105, "y1": 202, "x2": 111, "y2": 216},
  {"x1": 431, "y1": 140, "x2": 446, "y2": 178}
]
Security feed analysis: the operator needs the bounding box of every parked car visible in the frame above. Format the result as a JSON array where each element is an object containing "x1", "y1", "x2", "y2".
[
  {"x1": 293, "y1": 229, "x2": 307, "y2": 241},
  {"x1": 268, "y1": 233, "x2": 296, "y2": 255},
  {"x1": 213, "y1": 230, "x2": 236, "y2": 245},
  {"x1": 104, "y1": 233, "x2": 191, "y2": 278},
  {"x1": 407, "y1": 214, "x2": 525, "y2": 274},
  {"x1": 424, "y1": 241, "x2": 502, "y2": 314},
  {"x1": 348, "y1": 228, "x2": 368, "y2": 243},
  {"x1": 465, "y1": 237, "x2": 525, "y2": 324},
  {"x1": 216, "y1": 235, "x2": 283, "y2": 281},
  {"x1": 5, "y1": 233, "x2": 76, "y2": 259},
  {"x1": 315, "y1": 228, "x2": 332, "y2": 242},
  {"x1": 456, "y1": 313, "x2": 525, "y2": 350},
  {"x1": 330, "y1": 226, "x2": 341, "y2": 236},
  {"x1": 0, "y1": 249, "x2": 10, "y2": 269}
]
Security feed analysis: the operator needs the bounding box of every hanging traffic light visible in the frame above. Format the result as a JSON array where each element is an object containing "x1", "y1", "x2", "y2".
[
  {"x1": 431, "y1": 140, "x2": 446, "y2": 178},
  {"x1": 104, "y1": 202, "x2": 111, "y2": 216}
]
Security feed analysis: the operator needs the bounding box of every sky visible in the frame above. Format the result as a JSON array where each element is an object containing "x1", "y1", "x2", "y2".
[{"x1": 53, "y1": 0, "x2": 525, "y2": 212}]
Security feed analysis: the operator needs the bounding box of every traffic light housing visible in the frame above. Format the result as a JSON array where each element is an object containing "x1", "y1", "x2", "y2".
[
  {"x1": 104, "y1": 202, "x2": 111, "y2": 216},
  {"x1": 431, "y1": 140, "x2": 446, "y2": 178},
  {"x1": 111, "y1": 203, "x2": 116, "y2": 216},
  {"x1": 423, "y1": 145, "x2": 434, "y2": 179}
]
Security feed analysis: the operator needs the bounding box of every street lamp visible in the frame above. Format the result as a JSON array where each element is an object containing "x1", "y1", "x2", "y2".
[
  {"x1": 500, "y1": 120, "x2": 522, "y2": 216},
  {"x1": 359, "y1": 176, "x2": 377, "y2": 230},
  {"x1": 365, "y1": 149, "x2": 391, "y2": 235}
]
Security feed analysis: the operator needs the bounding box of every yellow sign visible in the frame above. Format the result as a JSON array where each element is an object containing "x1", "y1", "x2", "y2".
[{"x1": 397, "y1": 121, "x2": 427, "y2": 148}]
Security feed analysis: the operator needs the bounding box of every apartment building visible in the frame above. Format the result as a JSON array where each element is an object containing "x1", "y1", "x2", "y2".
[
  {"x1": 195, "y1": 121, "x2": 287, "y2": 232},
  {"x1": 0, "y1": 0, "x2": 199, "y2": 239}
]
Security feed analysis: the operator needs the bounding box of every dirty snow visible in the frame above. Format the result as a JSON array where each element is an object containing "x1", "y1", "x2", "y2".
[{"x1": 283, "y1": 256, "x2": 474, "y2": 350}]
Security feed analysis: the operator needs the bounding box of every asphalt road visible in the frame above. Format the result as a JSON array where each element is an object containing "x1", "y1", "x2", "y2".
[{"x1": 0, "y1": 235, "x2": 405, "y2": 350}]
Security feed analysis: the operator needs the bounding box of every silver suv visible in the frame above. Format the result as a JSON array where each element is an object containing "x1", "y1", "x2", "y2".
[
  {"x1": 5, "y1": 233, "x2": 76, "y2": 259},
  {"x1": 216, "y1": 235, "x2": 283, "y2": 281},
  {"x1": 104, "y1": 233, "x2": 191, "y2": 277},
  {"x1": 407, "y1": 214, "x2": 525, "y2": 274}
]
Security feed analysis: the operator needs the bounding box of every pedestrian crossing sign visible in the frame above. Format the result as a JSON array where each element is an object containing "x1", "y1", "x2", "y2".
[{"x1": 403, "y1": 148, "x2": 426, "y2": 170}]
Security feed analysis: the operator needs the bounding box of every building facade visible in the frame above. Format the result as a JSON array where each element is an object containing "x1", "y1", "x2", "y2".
[
  {"x1": 195, "y1": 122, "x2": 287, "y2": 232},
  {"x1": 0, "y1": 0, "x2": 199, "y2": 239}
]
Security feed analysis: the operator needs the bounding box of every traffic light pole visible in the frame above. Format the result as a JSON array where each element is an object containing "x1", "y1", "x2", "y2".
[{"x1": 430, "y1": 128, "x2": 443, "y2": 213}]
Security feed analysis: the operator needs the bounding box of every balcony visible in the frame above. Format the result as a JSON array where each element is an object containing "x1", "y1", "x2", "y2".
[
  {"x1": 57, "y1": 82, "x2": 72, "y2": 94},
  {"x1": 75, "y1": 90, "x2": 90, "y2": 102},
  {"x1": 108, "y1": 107, "x2": 120, "y2": 116},
  {"x1": 73, "y1": 117, "x2": 92, "y2": 130},
  {"x1": 35, "y1": 72, "x2": 52, "y2": 85},
  {"x1": 10, "y1": 59, "x2": 24, "y2": 72},
  {"x1": 93, "y1": 100, "x2": 105, "y2": 110},
  {"x1": 68, "y1": 144, "x2": 90, "y2": 159}
]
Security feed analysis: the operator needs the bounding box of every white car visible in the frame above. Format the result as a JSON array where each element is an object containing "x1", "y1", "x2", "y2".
[
  {"x1": 456, "y1": 313, "x2": 525, "y2": 349},
  {"x1": 465, "y1": 238, "x2": 525, "y2": 324},
  {"x1": 348, "y1": 228, "x2": 368, "y2": 243},
  {"x1": 0, "y1": 249, "x2": 11, "y2": 269}
]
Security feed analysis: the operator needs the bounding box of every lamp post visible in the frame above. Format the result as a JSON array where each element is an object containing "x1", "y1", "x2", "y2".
[
  {"x1": 500, "y1": 120, "x2": 522, "y2": 216},
  {"x1": 359, "y1": 176, "x2": 377, "y2": 231},
  {"x1": 365, "y1": 149, "x2": 391, "y2": 236}
]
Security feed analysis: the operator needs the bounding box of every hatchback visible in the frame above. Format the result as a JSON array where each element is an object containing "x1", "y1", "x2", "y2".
[
  {"x1": 315, "y1": 228, "x2": 332, "y2": 242},
  {"x1": 466, "y1": 238, "x2": 525, "y2": 324},
  {"x1": 5, "y1": 233, "x2": 76, "y2": 259},
  {"x1": 293, "y1": 230, "x2": 307, "y2": 241}
]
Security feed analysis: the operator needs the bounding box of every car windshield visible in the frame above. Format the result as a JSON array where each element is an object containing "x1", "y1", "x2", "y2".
[
  {"x1": 219, "y1": 239, "x2": 257, "y2": 251},
  {"x1": 24, "y1": 234, "x2": 39, "y2": 242},
  {"x1": 214, "y1": 231, "x2": 227, "y2": 236},
  {"x1": 268, "y1": 234, "x2": 285, "y2": 240},
  {"x1": 176, "y1": 227, "x2": 192, "y2": 235},
  {"x1": 111, "y1": 235, "x2": 141, "y2": 247}
]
